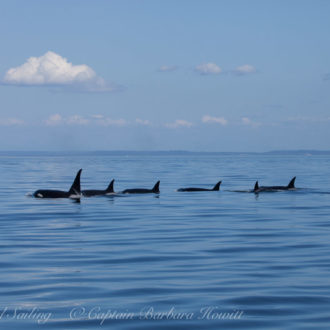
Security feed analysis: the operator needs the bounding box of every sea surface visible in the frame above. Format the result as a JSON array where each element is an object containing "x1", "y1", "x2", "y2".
[{"x1": 0, "y1": 152, "x2": 330, "y2": 329}]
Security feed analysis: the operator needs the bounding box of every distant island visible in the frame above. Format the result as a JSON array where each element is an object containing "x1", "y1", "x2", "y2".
[{"x1": 1, "y1": 150, "x2": 330, "y2": 156}]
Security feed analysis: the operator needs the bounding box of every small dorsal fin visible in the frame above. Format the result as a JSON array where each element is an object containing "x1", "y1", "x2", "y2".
[
  {"x1": 152, "y1": 181, "x2": 160, "y2": 193},
  {"x1": 106, "y1": 179, "x2": 115, "y2": 193},
  {"x1": 287, "y1": 176, "x2": 296, "y2": 189},
  {"x1": 68, "y1": 169, "x2": 82, "y2": 195},
  {"x1": 254, "y1": 181, "x2": 259, "y2": 191},
  {"x1": 213, "y1": 181, "x2": 222, "y2": 191}
]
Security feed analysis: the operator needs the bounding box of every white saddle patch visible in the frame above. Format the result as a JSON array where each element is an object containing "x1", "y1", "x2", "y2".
[{"x1": 69, "y1": 194, "x2": 81, "y2": 199}]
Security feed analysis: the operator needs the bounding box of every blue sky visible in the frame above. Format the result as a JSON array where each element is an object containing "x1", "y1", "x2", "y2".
[{"x1": 0, "y1": 0, "x2": 329, "y2": 151}]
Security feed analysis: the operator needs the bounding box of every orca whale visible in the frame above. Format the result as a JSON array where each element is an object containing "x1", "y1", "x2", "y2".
[
  {"x1": 177, "y1": 181, "x2": 221, "y2": 192},
  {"x1": 253, "y1": 177, "x2": 296, "y2": 193},
  {"x1": 82, "y1": 179, "x2": 115, "y2": 197},
  {"x1": 33, "y1": 169, "x2": 82, "y2": 199},
  {"x1": 121, "y1": 181, "x2": 160, "y2": 194}
]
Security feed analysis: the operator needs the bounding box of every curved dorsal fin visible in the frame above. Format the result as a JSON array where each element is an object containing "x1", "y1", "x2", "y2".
[
  {"x1": 213, "y1": 181, "x2": 222, "y2": 191},
  {"x1": 254, "y1": 181, "x2": 259, "y2": 191},
  {"x1": 152, "y1": 181, "x2": 160, "y2": 193},
  {"x1": 68, "y1": 169, "x2": 82, "y2": 195},
  {"x1": 106, "y1": 179, "x2": 115, "y2": 193},
  {"x1": 287, "y1": 176, "x2": 296, "y2": 189}
]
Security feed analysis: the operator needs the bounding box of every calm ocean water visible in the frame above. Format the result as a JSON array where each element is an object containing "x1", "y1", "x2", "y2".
[{"x1": 0, "y1": 152, "x2": 330, "y2": 329}]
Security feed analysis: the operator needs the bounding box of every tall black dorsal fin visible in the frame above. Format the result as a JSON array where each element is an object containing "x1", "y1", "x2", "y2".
[
  {"x1": 254, "y1": 181, "x2": 259, "y2": 191},
  {"x1": 106, "y1": 179, "x2": 115, "y2": 193},
  {"x1": 152, "y1": 181, "x2": 160, "y2": 193},
  {"x1": 287, "y1": 176, "x2": 296, "y2": 189},
  {"x1": 68, "y1": 169, "x2": 82, "y2": 195},
  {"x1": 213, "y1": 181, "x2": 222, "y2": 191}
]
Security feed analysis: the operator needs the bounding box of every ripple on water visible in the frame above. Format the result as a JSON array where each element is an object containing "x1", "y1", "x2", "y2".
[{"x1": 0, "y1": 153, "x2": 330, "y2": 329}]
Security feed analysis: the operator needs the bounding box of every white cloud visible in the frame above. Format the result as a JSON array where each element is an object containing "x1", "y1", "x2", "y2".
[
  {"x1": 242, "y1": 117, "x2": 252, "y2": 125},
  {"x1": 165, "y1": 119, "x2": 193, "y2": 128},
  {"x1": 195, "y1": 63, "x2": 222, "y2": 75},
  {"x1": 91, "y1": 114, "x2": 105, "y2": 120},
  {"x1": 45, "y1": 114, "x2": 62, "y2": 126},
  {"x1": 158, "y1": 65, "x2": 178, "y2": 72},
  {"x1": 46, "y1": 114, "x2": 89, "y2": 126},
  {"x1": 67, "y1": 115, "x2": 89, "y2": 125},
  {"x1": 241, "y1": 117, "x2": 261, "y2": 127},
  {"x1": 46, "y1": 114, "x2": 127, "y2": 126},
  {"x1": 136, "y1": 118, "x2": 152, "y2": 126},
  {"x1": 0, "y1": 118, "x2": 25, "y2": 126},
  {"x1": 233, "y1": 64, "x2": 256, "y2": 76},
  {"x1": 202, "y1": 115, "x2": 228, "y2": 126},
  {"x1": 94, "y1": 117, "x2": 128, "y2": 127},
  {"x1": 3, "y1": 51, "x2": 114, "y2": 92}
]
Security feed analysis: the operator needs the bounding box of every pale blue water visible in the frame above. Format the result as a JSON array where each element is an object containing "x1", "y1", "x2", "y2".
[{"x1": 0, "y1": 152, "x2": 330, "y2": 329}]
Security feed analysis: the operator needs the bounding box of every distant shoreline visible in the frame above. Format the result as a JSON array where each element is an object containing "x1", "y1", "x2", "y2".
[{"x1": 0, "y1": 150, "x2": 330, "y2": 156}]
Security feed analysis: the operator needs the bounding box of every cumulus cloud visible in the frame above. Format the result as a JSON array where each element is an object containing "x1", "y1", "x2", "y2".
[
  {"x1": 90, "y1": 115, "x2": 127, "y2": 126},
  {"x1": 46, "y1": 114, "x2": 89, "y2": 126},
  {"x1": 165, "y1": 119, "x2": 193, "y2": 128},
  {"x1": 45, "y1": 113, "x2": 127, "y2": 126},
  {"x1": 3, "y1": 51, "x2": 115, "y2": 92},
  {"x1": 0, "y1": 118, "x2": 25, "y2": 126},
  {"x1": 233, "y1": 64, "x2": 256, "y2": 76},
  {"x1": 66, "y1": 115, "x2": 89, "y2": 125},
  {"x1": 202, "y1": 115, "x2": 228, "y2": 126},
  {"x1": 45, "y1": 114, "x2": 63, "y2": 126},
  {"x1": 158, "y1": 65, "x2": 178, "y2": 72},
  {"x1": 241, "y1": 117, "x2": 261, "y2": 127},
  {"x1": 195, "y1": 63, "x2": 222, "y2": 75},
  {"x1": 96, "y1": 118, "x2": 127, "y2": 127},
  {"x1": 136, "y1": 118, "x2": 152, "y2": 126},
  {"x1": 91, "y1": 114, "x2": 105, "y2": 120}
]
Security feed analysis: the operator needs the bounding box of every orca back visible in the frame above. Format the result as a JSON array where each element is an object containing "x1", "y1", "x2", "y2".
[
  {"x1": 34, "y1": 189, "x2": 69, "y2": 198},
  {"x1": 178, "y1": 187, "x2": 207, "y2": 192}
]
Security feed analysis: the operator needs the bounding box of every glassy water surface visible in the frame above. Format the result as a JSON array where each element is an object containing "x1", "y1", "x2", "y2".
[{"x1": 0, "y1": 152, "x2": 330, "y2": 329}]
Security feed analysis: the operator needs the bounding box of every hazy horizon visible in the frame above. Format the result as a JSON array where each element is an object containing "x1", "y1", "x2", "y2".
[{"x1": 1, "y1": 149, "x2": 330, "y2": 155}]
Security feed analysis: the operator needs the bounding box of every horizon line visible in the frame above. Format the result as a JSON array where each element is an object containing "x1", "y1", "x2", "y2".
[{"x1": 0, "y1": 149, "x2": 330, "y2": 154}]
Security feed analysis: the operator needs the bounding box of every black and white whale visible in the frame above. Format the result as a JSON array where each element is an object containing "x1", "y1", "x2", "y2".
[
  {"x1": 33, "y1": 169, "x2": 82, "y2": 199},
  {"x1": 177, "y1": 181, "x2": 221, "y2": 192},
  {"x1": 121, "y1": 181, "x2": 160, "y2": 194},
  {"x1": 82, "y1": 179, "x2": 115, "y2": 197},
  {"x1": 253, "y1": 177, "x2": 296, "y2": 193}
]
